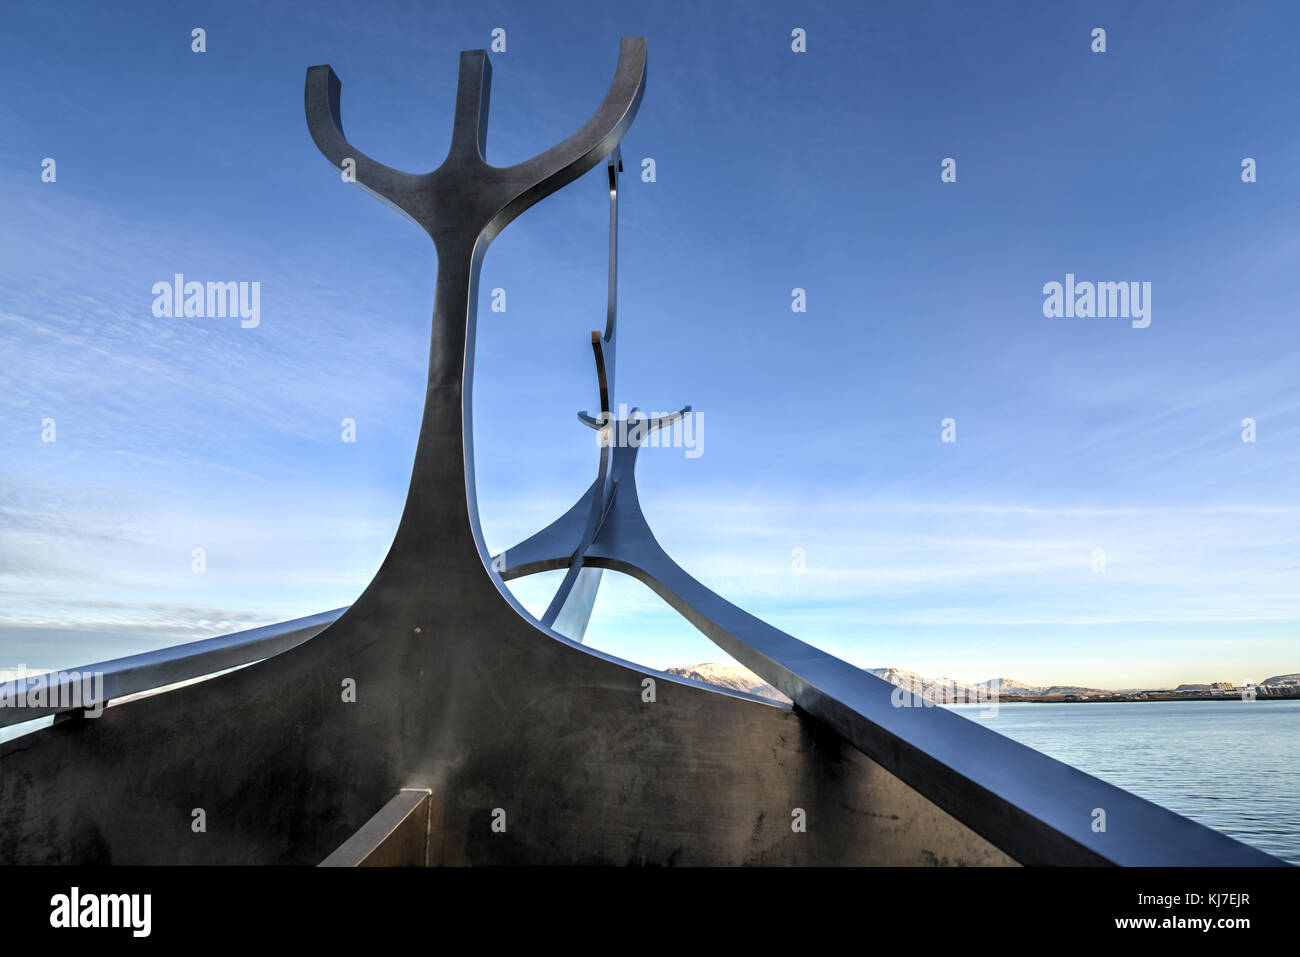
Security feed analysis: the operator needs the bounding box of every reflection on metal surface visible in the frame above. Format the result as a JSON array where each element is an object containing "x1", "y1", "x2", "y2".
[{"x1": 0, "y1": 609, "x2": 344, "y2": 730}]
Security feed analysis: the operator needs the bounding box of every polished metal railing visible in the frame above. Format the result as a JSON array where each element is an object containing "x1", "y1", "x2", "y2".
[{"x1": 0, "y1": 607, "x2": 346, "y2": 729}]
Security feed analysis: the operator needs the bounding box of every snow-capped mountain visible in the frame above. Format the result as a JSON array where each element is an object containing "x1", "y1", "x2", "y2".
[
  {"x1": 666, "y1": 662, "x2": 1114, "y2": 701},
  {"x1": 1260, "y1": 673, "x2": 1299, "y2": 686},
  {"x1": 663, "y1": 663, "x2": 791, "y2": 702}
]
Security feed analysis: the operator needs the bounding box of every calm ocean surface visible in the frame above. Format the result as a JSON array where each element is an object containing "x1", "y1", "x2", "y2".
[{"x1": 951, "y1": 699, "x2": 1300, "y2": 864}]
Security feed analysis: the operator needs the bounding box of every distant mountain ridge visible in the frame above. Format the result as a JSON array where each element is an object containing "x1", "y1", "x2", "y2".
[
  {"x1": 1261, "y1": 673, "x2": 1299, "y2": 686},
  {"x1": 663, "y1": 663, "x2": 791, "y2": 702},
  {"x1": 850, "y1": 667, "x2": 1115, "y2": 701},
  {"x1": 665, "y1": 662, "x2": 1295, "y2": 702}
]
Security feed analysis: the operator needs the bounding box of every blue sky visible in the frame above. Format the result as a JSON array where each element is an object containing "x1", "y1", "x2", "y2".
[{"x1": 0, "y1": 0, "x2": 1296, "y2": 688}]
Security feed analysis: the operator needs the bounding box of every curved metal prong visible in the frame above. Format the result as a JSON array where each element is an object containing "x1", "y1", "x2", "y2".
[
  {"x1": 577, "y1": 330, "x2": 612, "y2": 433},
  {"x1": 579, "y1": 405, "x2": 692, "y2": 439},
  {"x1": 494, "y1": 38, "x2": 646, "y2": 225},
  {"x1": 644, "y1": 405, "x2": 691, "y2": 435},
  {"x1": 305, "y1": 65, "x2": 428, "y2": 224},
  {"x1": 603, "y1": 147, "x2": 621, "y2": 345},
  {"x1": 608, "y1": 405, "x2": 693, "y2": 439}
]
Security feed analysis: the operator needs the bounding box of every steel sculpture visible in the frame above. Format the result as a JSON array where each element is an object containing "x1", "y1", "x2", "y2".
[{"x1": 0, "y1": 40, "x2": 1284, "y2": 866}]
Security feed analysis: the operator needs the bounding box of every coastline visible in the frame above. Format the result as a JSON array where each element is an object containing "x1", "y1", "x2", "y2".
[{"x1": 976, "y1": 691, "x2": 1300, "y2": 705}]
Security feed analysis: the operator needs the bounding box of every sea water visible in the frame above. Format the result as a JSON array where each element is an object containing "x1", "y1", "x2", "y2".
[{"x1": 952, "y1": 699, "x2": 1300, "y2": 864}]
